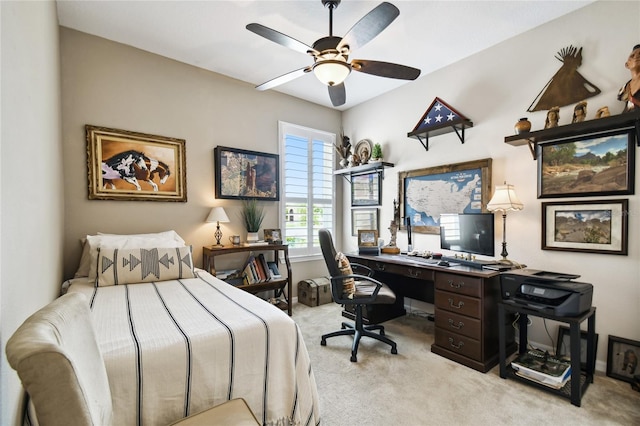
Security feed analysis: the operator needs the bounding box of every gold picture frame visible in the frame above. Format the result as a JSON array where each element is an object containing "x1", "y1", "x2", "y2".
[
  {"x1": 357, "y1": 229, "x2": 378, "y2": 247},
  {"x1": 86, "y1": 125, "x2": 187, "y2": 202}
]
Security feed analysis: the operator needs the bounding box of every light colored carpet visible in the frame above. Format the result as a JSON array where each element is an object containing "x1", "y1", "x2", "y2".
[{"x1": 292, "y1": 302, "x2": 640, "y2": 426}]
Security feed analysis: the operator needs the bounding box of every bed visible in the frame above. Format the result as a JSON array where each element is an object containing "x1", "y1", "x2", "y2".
[{"x1": 65, "y1": 232, "x2": 320, "y2": 426}]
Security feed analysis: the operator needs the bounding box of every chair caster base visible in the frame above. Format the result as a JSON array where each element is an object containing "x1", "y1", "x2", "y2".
[
  {"x1": 320, "y1": 339, "x2": 326, "y2": 346},
  {"x1": 350, "y1": 354, "x2": 357, "y2": 362},
  {"x1": 391, "y1": 347, "x2": 398, "y2": 355}
]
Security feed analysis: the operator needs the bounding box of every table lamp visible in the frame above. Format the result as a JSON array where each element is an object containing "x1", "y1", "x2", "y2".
[
  {"x1": 206, "y1": 207, "x2": 230, "y2": 246},
  {"x1": 487, "y1": 183, "x2": 523, "y2": 263}
]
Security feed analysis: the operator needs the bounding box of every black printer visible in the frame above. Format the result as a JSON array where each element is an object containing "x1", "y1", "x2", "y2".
[{"x1": 500, "y1": 269, "x2": 593, "y2": 316}]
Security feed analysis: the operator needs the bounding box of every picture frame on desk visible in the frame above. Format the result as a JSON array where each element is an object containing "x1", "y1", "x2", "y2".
[
  {"x1": 606, "y1": 335, "x2": 640, "y2": 384},
  {"x1": 357, "y1": 229, "x2": 378, "y2": 247},
  {"x1": 263, "y1": 228, "x2": 282, "y2": 244},
  {"x1": 541, "y1": 199, "x2": 628, "y2": 255},
  {"x1": 556, "y1": 325, "x2": 598, "y2": 370},
  {"x1": 537, "y1": 128, "x2": 635, "y2": 199},
  {"x1": 398, "y1": 158, "x2": 492, "y2": 234}
]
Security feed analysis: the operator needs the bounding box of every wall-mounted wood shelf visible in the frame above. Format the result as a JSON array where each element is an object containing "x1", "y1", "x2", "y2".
[
  {"x1": 505, "y1": 111, "x2": 640, "y2": 159},
  {"x1": 408, "y1": 120, "x2": 473, "y2": 151},
  {"x1": 334, "y1": 161, "x2": 394, "y2": 183}
]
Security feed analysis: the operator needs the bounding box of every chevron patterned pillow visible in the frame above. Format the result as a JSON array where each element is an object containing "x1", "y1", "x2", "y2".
[{"x1": 96, "y1": 246, "x2": 195, "y2": 286}]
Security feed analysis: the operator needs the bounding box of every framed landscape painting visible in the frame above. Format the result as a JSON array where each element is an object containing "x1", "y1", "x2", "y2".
[
  {"x1": 86, "y1": 125, "x2": 187, "y2": 202},
  {"x1": 541, "y1": 199, "x2": 628, "y2": 255},
  {"x1": 398, "y1": 158, "x2": 492, "y2": 234},
  {"x1": 537, "y1": 128, "x2": 635, "y2": 198},
  {"x1": 214, "y1": 146, "x2": 279, "y2": 201}
]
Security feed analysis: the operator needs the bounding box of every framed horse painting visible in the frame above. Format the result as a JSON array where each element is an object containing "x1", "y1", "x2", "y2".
[{"x1": 86, "y1": 125, "x2": 187, "y2": 202}]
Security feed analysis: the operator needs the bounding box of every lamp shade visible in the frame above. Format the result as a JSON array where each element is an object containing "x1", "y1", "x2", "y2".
[
  {"x1": 487, "y1": 184, "x2": 524, "y2": 213},
  {"x1": 206, "y1": 207, "x2": 229, "y2": 223},
  {"x1": 313, "y1": 59, "x2": 351, "y2": 86}
]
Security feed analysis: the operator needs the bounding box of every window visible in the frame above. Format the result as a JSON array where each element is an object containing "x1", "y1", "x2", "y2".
[{"x1": 279, "y1": 122, "x2": 335, "y2": 258}]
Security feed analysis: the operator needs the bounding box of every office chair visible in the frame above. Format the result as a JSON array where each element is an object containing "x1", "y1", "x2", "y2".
[
  {"x1": 6, "y1": 292, "x2": 260, "y2": 426},
  {"x1": 319, "y1": 228, "x2": 398, "y2": 362}
]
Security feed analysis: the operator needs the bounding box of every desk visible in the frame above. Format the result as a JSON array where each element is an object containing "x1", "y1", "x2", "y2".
[
  {"x1": 347, "y1": 253, "x2": 514, "y2": 372},
  {"x1": 498, "y1": 303, "x2": 596, "y2": 407}
]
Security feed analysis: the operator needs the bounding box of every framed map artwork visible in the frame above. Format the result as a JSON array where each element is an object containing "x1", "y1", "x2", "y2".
[{"x1": 398, "y1": 158, "x2": 492, "y2": 234}]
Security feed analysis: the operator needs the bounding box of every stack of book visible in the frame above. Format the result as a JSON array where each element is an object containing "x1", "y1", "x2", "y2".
[
  {"x1": 511, "y1": 349, "x2": 572, "y2": 389},
  {"x1": 242, "y1": 253, "x2": 275, "y2": 285}
]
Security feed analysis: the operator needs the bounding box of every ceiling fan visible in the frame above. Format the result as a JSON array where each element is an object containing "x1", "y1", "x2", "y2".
[{"x1": 246, "y1": 0, "x2": 421, "y2": 107}]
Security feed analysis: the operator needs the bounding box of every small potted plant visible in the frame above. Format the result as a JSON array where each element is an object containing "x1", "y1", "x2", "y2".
[
  {"x1": 240, "y1": 198, "x2": 265, "y2": 242},
  {"x1": 371, "y1": 143, "x2": 383, "y2": 162}
]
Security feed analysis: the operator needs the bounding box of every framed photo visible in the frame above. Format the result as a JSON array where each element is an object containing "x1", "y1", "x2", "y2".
[
  {"x1": 541, "y1": 199, "x2": 628, "y2": 255},
  {"x1": 398, "y1": 158, "x2": 492, "y2": 234},
  {"x1": 263, "y1": 228, "x2": 282, "y2": 244},
  {"x1": 214, "y1": 146, "x2": 279, "y2": 201},
  {"x1": 351, "y1": 171, "x2": 381, "y2": 206},
  {"x1": 606, "y1": 335, "x2": 640, "y2": 383},
  {"x1": 86, "y1": 125, "x2": 187, "y2": 202},
  {"x1": 352, "y1": 208, "x2": 379, "y2": 236},
  {"x1": 556, "y1": 326, "x2": 598, "y2": 370},
  {"x1": 357, "y1": 230, "x2": 378, "y2": 247},
  {"x1": 537, "y1": 128, "x2": 635, "y2": 198}
]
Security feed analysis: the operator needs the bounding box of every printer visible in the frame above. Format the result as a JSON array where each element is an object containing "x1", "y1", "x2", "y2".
[{"x1": 500, "y1": 269, "x2": 593, "y2": 316}]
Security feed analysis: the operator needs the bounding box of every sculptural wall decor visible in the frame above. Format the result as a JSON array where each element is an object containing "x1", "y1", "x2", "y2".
[{"x1": 528, "y1": 45, "x2": 601, "y2": 112}]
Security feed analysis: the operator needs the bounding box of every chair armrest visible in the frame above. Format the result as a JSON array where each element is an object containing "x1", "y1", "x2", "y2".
[
  {"x1": 349, "y1": 262, "x2": 374, "y2": 277},
  {"x1": 329, "y1": 273, "x2": 383, "y2": 304}
]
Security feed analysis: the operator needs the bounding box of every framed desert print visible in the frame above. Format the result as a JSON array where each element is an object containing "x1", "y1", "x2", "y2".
[
  {"x1": 541, "y1": 199, "x2": 628, "y2": 255},
  {"x1": 398, "y1": 158, "x2": 492, "y2": 234},
  {"x1": 537, "y1": 128, "x2": 635, "y2": 198},
  {"x1": 214, "y1": 146, "x2": 279, "y2": 201},
  {"x1": 556, "y1": 326, "x2": 598, "y2": 370},
  {"x1": 86, "y1": 125, "x2": 187, "y2": 202},
  {"x1": 351, "y1": 171, "x2": 381, "y2": 206},
  {"x1": 357, "y1": 230, "x2": 378, "y2": 247},
  {"x1": 606, "y1": 335, "x2": 640, "y2": 384},
  {"x1": 351, "y1": 208, "x2": 379, "y2": 236}
]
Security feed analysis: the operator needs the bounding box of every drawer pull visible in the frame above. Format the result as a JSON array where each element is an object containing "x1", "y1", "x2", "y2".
[
  {"x1": 375, "y1": 263, "x2": 386, "y2": 271},
  {"x1": 448, "y1": 337, "x2": 464, "y2": 349},
  {"x1": 408, "y1": 269, "x2": 421, "y2": 278},
  {"x1": 448, "y1": 319, "x2": 464, "y2": 329},
  {"x1": 448, "y1": 279, "x2": 464, "y2": 289},
  {"x1": 448, "y1": 298, "x2": 464, "y2": 309}
]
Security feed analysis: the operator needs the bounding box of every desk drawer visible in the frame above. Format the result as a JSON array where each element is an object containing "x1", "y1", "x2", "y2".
[
  {"x1": 435, "y1": 272, "x2": 482, "y2": 298},
  {"x1": 367, "y1": 260, "x2": 435, "y2": 281},
  {"x1": 435, "y1": 290, "x2": 481, "y2": 318},
  {"x1": 434, "y1": 307, "x2": 481, "y2": 340},
  {"x1": 435, "y1": 330, "x2": 481, "y2": 360}
]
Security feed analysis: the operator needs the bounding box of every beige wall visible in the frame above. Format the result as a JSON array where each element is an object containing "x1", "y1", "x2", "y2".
[
  {"x1": 1, "y1": 2, "x2": 64, "y2": 425},
  {"x1": 342, "y1": 1, "x2": 640, "y2": 369},
  {"x1": 59, "y1": 28, "x2": 341, "y2": 284}
]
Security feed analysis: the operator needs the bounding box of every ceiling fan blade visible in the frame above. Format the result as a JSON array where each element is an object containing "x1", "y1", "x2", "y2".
[
  {"x1": 351, "y1": 59, "x2": 421, "y2": 80},
  {"x1": 337, "y1": 2, "x2": 399, "y2": 52},
  {"x1": 246, "y1": 23, "x2": 317, "y2": 55},
  {"x1": 256, "y1": 67, "x2": 312, "y2": 91},
  {"x1": 328, "y1": 83, "x2": 346, "y2": 107}
]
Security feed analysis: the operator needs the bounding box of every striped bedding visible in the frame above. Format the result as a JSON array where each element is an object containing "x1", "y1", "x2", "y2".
[{"x1": 66, "y1": 269, "x2": 320, "y2": 426}]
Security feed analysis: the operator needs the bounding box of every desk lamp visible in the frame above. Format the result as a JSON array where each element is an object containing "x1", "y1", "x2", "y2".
[
  {"x1": 487, "y1": 183, "x2": 523, "y2": 264},
  {"x1": 206, "y1": 207, "x2": 230, "y2": 246}
]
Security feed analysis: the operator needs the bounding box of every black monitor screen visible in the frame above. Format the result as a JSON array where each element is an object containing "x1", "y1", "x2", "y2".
[{"x1": 440, "y1": 213, "x2": 495, "y2": 257}]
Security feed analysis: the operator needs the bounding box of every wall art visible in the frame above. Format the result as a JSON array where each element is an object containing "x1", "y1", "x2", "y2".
[{"x1": 214, "y1": 146, "x2": 279, "y2": 201}]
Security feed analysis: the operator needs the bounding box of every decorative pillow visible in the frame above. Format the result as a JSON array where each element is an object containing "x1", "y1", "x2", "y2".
[
  {"x1": 96, "y1": 246, "x2": 195, "y2": 287},
  {"x1": 335, "y1": 252, "x2": 355, "y2": 299},
  {"x1": 85, "y1": 232, "x2": 186, "y2": 279}
]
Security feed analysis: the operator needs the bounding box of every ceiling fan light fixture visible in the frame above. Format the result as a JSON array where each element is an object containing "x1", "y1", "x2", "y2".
[{"x1": 313, "y1": 59, "x2": 351, "y2": 86}]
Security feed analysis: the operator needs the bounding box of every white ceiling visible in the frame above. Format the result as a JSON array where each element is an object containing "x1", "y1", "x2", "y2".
[{"x1": 56, "y1": 0, "x2": 595, "y2": 111}]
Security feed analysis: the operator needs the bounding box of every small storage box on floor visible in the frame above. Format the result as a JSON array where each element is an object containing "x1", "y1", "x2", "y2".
[{"x1": 298, "y1": 277, "x2": 333, "y2": 307}]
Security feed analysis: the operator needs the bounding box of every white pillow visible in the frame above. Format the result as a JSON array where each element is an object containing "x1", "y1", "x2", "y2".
[{"x1": 74, "y1": 231, "x2": 186, "y2": 279}]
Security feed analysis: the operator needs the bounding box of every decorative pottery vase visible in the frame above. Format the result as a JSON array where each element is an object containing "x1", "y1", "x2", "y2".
[
  {"x1": 514, "y1": 118, "x2": 532, "y2": 134},
  {"x1": 246, "y1": 232, "x2": 259, "y2": 243}
]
